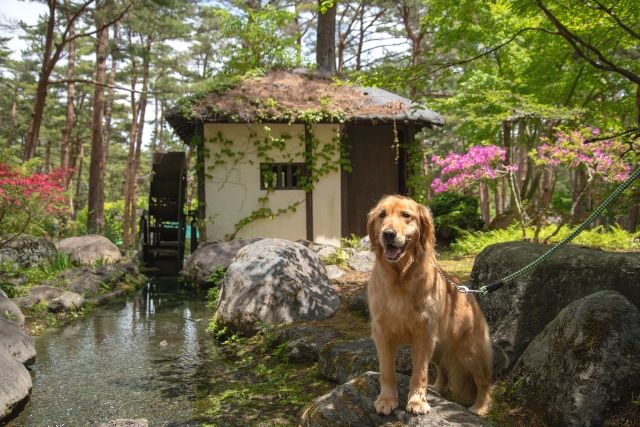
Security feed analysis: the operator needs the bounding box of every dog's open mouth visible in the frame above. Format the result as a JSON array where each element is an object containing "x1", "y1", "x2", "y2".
[{"x1": 384, "y1": 243, "x2": 406, "y2": 261}]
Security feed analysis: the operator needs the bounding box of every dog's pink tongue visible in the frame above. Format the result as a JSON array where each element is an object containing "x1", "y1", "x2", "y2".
[{"x1": 384, "y1": 245, "x2": 401, "y2": 259}]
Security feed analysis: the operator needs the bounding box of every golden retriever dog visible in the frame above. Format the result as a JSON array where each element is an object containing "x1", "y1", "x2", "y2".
[{"x1": 367, "y1": 195, "x2": 492, "y2": 416}]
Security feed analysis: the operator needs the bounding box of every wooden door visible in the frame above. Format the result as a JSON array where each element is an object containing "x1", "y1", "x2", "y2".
[{"x1": 344, "y1": 124, "x2": 403, "y2": 237}]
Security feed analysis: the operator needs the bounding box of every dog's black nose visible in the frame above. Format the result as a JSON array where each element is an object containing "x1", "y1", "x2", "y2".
[{"x1": 382, "y1": 229, "x2": 396, "y2": 242}]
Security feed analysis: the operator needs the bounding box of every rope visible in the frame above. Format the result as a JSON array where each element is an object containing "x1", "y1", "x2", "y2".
[{"x1": 473, "y1": 167, "x2": 640, "y2": 294}]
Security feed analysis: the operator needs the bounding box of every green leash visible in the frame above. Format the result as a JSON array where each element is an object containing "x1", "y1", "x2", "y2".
[{"x1": 454, "y1": 167, "x2": 640, "y2": 295}]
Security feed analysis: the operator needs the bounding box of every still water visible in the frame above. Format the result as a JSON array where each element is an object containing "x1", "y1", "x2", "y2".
[{"x1": 9, "y1": 277, "x2": 220, "y2": 426}]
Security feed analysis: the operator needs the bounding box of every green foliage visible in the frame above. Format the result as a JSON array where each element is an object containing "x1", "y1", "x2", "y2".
[
  {"x1": 451, "y1": 224, "x2": 640, "y2": 256},
  {"x1": 430, "y1": 192, "x2": 484, "y2": 244},
  {"x1": 206, "y1": 315, "x2": 240, "y2": 344},
  {"x1": 207, "y1": 265, "x2": 227, "y2": 287},
  {"x1": 341, "y1": 233, "x2": 367, "y2": 252},
  {"x1": 320, "y1": 246, "x2": 349, "y2": 269}
]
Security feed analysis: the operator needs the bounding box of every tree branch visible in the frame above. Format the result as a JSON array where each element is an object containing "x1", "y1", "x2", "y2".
[
  {"x1": 581, "y1": 0, "x2": 640, "y2": 41},
  {"x1": 412, "y1": 26, "x2": 559, "y2": 80},
  {"x1": 536, "y1": 0, "x2": 640, "y2": 85}
]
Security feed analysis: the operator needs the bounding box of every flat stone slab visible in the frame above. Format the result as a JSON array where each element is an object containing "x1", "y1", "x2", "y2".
[{"x1": 300, "y1": 371, "x2": 490, "y2": 427}]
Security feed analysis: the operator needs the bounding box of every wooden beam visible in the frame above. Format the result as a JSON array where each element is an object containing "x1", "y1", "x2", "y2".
[{"x1": 305, "y1": 125, "x2": 314, "y2": 241}]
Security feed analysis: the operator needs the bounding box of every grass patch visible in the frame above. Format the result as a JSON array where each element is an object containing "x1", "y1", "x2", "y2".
[
  {"x1": 200, "y1": 332, "x2": 333, "y2": 426},
  {"x1": 451, "y1": 224, "x2": 640, "y2": 256}
]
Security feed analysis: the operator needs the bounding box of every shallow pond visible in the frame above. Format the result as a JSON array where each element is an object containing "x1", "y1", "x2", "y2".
[{"x1": 8, "y1": 277, "x2": 221, "y2": 426}]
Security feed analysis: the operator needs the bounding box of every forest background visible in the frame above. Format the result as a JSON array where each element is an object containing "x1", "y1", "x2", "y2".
[{"x1": 0, "y1": 0, "x2": 638, "y2": 251}]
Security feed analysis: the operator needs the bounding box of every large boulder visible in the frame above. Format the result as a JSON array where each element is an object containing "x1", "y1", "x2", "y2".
[
  {"x1": 215, "y1": 239, "x2": 340, "y2": 335},
  {"x1": 181, "y1": 239, "x2": 261, "y2": 285},
  {"x1": 318, "y1": 338, "x2": 412, "y2": 384},
  {"x1": 0, "y1": 318, "x2": 36, "y2": 365},
  {"x1": 471, "y1": 242, "x2": 640, "y2": 369},
  {"x1": 511, "y1": 291, "x2": 640, "y2": 427},
  {"x1": 56, "y1": 235, "x2": 122, "y2": 265},
  {"x1": 0, "y1": 234, "x2": 56, "y2": 268},
  {"x1": 58, "y1": 263, "x2": 136, "y2": 296},
  {"x1": 0, "y1": 290, "x2": 24, "y2": 327},
  {"x1": 300, "y1": 371, "x2": 490, "y2": 427},
  {"x1": 0, "y1": 347, "x2": 32, "y2": 422}
]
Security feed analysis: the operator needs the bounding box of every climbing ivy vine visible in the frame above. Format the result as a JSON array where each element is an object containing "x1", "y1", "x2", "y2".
[{"x1": 203, "y1": 108, "x2": 351, "y2": 240}]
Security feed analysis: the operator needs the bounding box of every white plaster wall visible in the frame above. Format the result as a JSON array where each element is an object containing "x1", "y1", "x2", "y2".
[
  {"x1": 311, "y1": 124, "x2": 342, "y2": 246},
  {"x1": 203, "y1": 123, "x2": 307, "y2": 241},
  {"x1": 203, "y1": 122, "x2": 343, "y2": 243}
]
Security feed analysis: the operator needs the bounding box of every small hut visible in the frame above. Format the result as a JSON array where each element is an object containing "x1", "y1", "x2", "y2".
[{"x1": 166, "y1": 69, "x2": 443, "y2": 245}]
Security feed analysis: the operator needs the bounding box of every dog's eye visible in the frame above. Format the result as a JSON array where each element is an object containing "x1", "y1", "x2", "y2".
[
  {"x1": 378, "y1": 210, "x2": 386, "y2": 218},
  {"x1": 401, "y1": 211, "x2": 412, "y2": 219}
]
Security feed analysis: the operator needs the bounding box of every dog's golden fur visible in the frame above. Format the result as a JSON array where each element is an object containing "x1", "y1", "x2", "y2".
[{"x1": 367, "y1": 195, "x2": 492, "y2": 416}]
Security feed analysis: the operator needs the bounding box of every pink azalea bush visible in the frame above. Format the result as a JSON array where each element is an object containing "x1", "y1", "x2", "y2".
[
  {"x1": 534, "y1": 128, "x2": 631, "y2": 181},
  {"x1": 431, "y1": 145, "x2": 517, "y2": 193},
  {"x1": 0, "y1": 163, "x2": 68, "y2": 241}
]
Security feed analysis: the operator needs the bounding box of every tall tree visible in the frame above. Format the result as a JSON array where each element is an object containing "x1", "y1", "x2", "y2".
[
  {"x1": 87, "y1": 2, "x2": 110, "y2": 233},
  {"x1": 316, "y1": 0, "x2": 337, "y2": 74}
]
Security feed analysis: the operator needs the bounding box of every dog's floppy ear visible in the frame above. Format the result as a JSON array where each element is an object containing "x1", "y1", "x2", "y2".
[
  {"x1": 418, "y1": 203, "x2": 436, "y2": 254},
  {"x1": 367, "y1": 204, "x2": 381, "y2": 252}
]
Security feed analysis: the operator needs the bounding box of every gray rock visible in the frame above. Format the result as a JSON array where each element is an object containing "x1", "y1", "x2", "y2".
[
  {"x1": 0, "y1": 318, "x2": 36, "y2": 365},
  {"x1": 347, "y1": 289, "x2": 368, "y2": 318},
  {"x1": 99, "y1": 420, "x2": 149, "y2": 427},
  {"x1": 56, "y1": 234, "x2": 122, "y2": 265},
  {"x1": 272, "y1": 326, "x2": 339, "y2": 363},
  {"x1": 215, "y1": 239, "x2": 340, "y2": 335},
  {"x1": 48, "y1": 291, "x2": 84, "y2": 312},
  {"x1": 300, "y1": 371, "x2": 490, "y2": 427},
  {"x1": 316, "y1": 245, "x2": 339, "y2": 261},
  {"x1": 347, "y1": 250, "x2": 375, "y2": 272},
  {"x1": 13, "y1": 285, "x2": 64, "y2": 309},
  {"x1": 181, "y1": 239, "x2": 261, "y2": 285},
  {"x1": 511, "y1": 291, "x2": 640, "y2": 427},
  {"x1": 324, "y1": 264, "x2": 345, "y2": 280},
  {"x1": 471, "y1": 242, "x2": 640, "y2": 369},
  {"x1": 0, "y1": 347, "x2": 32, "y2": 422},
  {"x1": 59, "y1": 263, "x2": 134, "y2": 296},
  {"x1": 0, "y1": 234, "x2": 56, "y2": 268},
  {"x1": 360, "y1": 235, "x2": 371, "y2": 250},
  {"x1": 318, "y1": 338, "x2": 412, "y2": 384},
  {"x1": 0, "y1": 291, "x2": 24, "y2": 327}
]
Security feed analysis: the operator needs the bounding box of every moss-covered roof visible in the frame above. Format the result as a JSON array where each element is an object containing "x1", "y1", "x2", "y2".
[{"x1": 166, "y1": 69, "x2": 444, "y2": 143}]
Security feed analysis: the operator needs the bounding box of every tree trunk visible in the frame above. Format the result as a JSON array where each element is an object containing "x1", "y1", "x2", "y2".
[
  {"x1": 128, "y1": 37, "x2": 152, "y2": 248},
  {"x1": 43, "y1": 140, "x2": 52, "y2": 173},
  {"x1": 102, "y1": 23, "x2": 118, "y2": 167},
  {"x1": 23, "y1": 0, "x2": 57, "y2": 160},
  {"x1": 494, "y1": 184, "x2": 502, "y2": 216},
  {"x1": 60, "y1": 0, "x2": 76, "y2": 188},
  {"x1": 87, "y1": 18, "x2": 109, "y2": 234},
  {"x1": 629, "y1": 204, "x2": 639, "y2": 233},
  {"x1": 479, "y1": 182, "x2": 490, "y2": 225},
  {"x1": 73, "y1": 143, "x2": 84, "y2": 219},
  {"x1": 355, "y1": 4, "x2": 365, "y2": 70},
  {"x1": 316, "y1": 0, "x2": 337, "y2": 74},
  {"x1": 541, "y1": 168, "x2": 553, "y2": 209},
  {"x1": 571, "y1": 168, "x2": 587, "y2": 224},
  {"x1": 122, "y1": 28, "x2": 140, "y2": 249},
  {"x1": 8, "y1": 88, "x2": 17, "y2": 148}
]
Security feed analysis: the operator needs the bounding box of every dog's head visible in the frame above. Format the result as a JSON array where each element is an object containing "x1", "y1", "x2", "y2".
[{"x1": 367, "y1": 195, "x2": 435, "y2": 264}]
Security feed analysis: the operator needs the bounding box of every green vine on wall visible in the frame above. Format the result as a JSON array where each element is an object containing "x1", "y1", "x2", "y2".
[{"x1": 203, "y1": 106, "x2": 351, "y2": 240}]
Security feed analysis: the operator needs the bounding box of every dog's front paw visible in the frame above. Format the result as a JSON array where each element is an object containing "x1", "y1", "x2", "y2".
[
  {"x1": 374, "y1": 394, "x2": 399, "y2": 415},
  {"x1": 469, "y1": 402, "x2": 491, "y2": 417},
  {"x1": 406, "y1": 394, "x2": 431, "y2": 415}
]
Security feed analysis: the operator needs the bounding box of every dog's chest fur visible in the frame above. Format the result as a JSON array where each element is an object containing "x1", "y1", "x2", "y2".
[{"x1": 368, "y1": 273, "x2": 440, "y2": 339}]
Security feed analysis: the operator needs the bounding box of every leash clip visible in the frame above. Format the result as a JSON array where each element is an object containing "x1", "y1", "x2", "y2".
[{"x1": 455, "y1": 285, "x2": 483, "y2": 294}]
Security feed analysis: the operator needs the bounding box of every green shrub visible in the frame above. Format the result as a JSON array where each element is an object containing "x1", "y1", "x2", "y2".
[
  {"x1": 451, "y1": 224, "x2": 640, "y2": 256},
  {"x1": 430, "y1": 192, "x2": 484, "y2": 244}
]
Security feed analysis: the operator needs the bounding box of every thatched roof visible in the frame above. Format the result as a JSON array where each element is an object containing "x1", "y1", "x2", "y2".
[{"x1": 166, "y1": 69, "x2": 444, "y2": 143}]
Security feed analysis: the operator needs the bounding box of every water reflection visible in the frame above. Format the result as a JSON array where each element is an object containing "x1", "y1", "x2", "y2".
[{"x1": 8, "y1": 277, "x2": 219, "y2": 427}]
